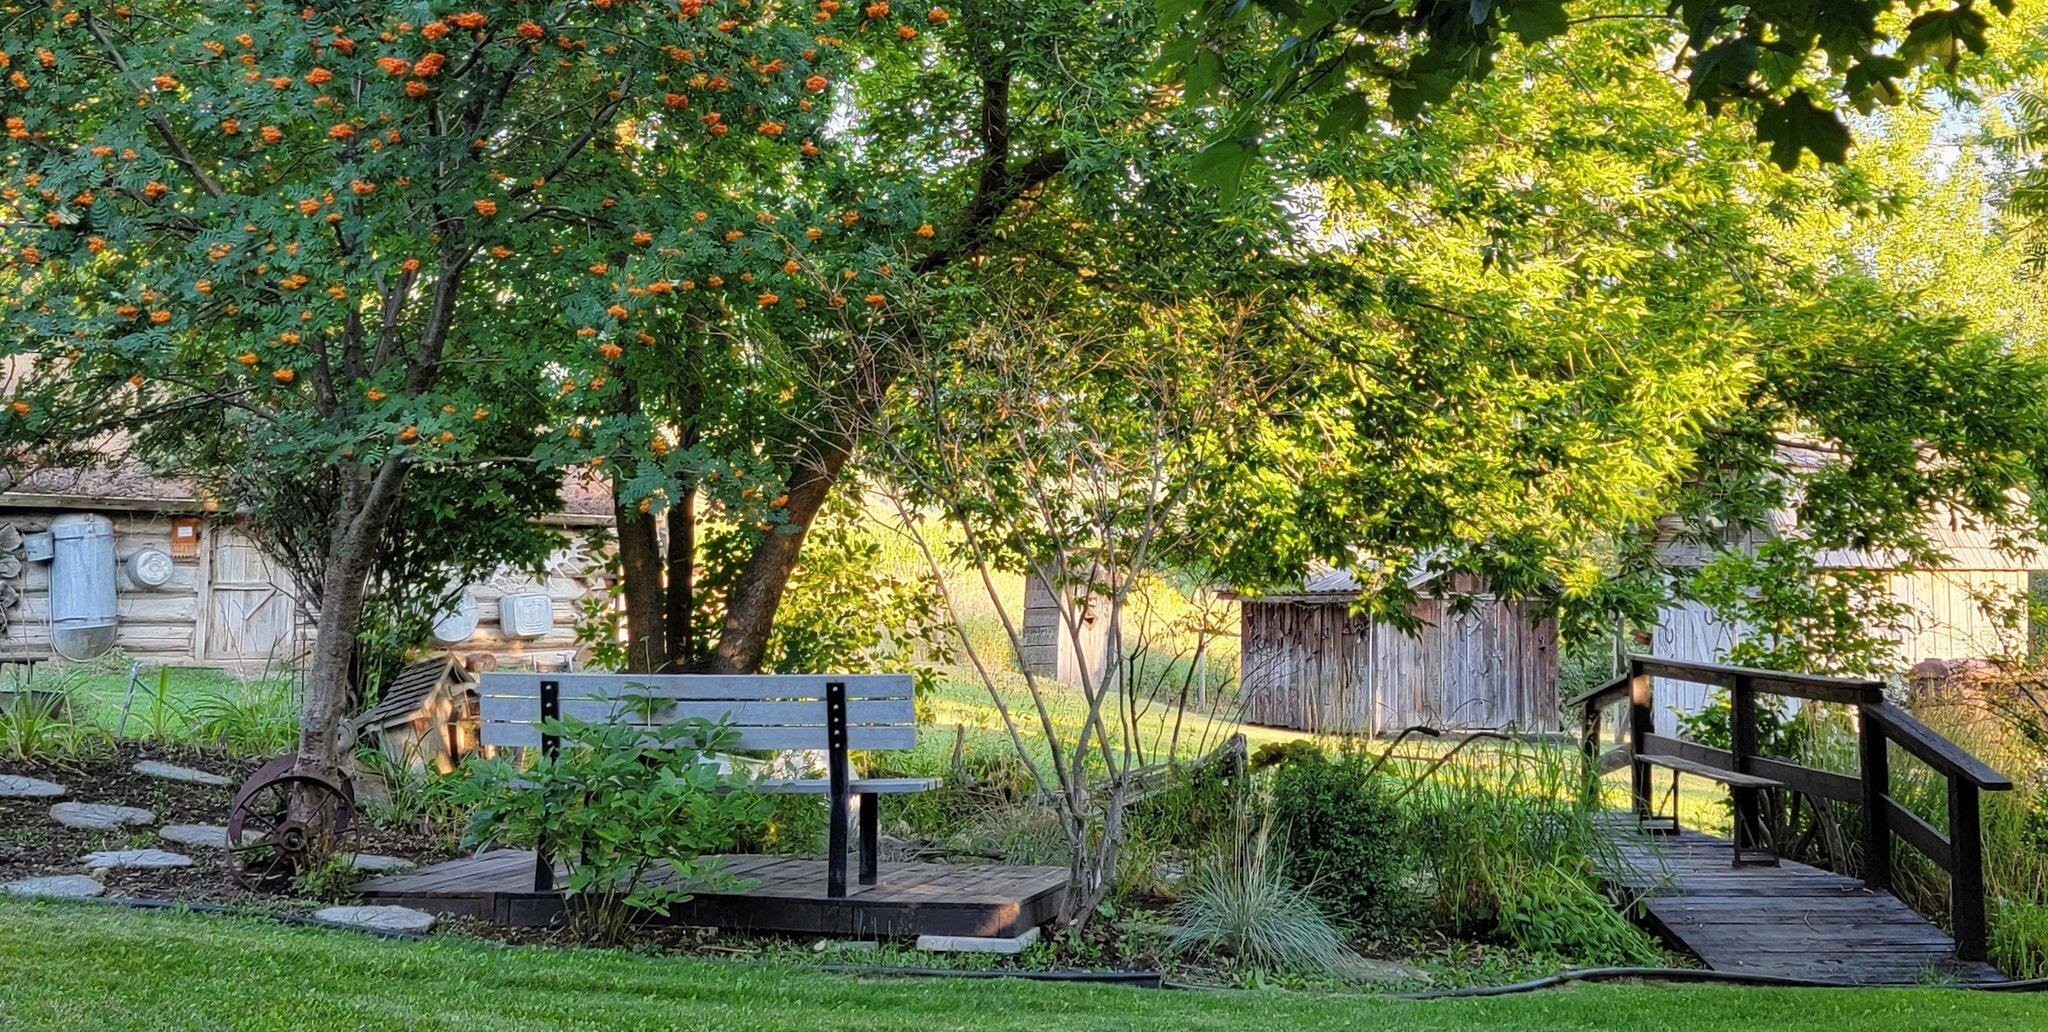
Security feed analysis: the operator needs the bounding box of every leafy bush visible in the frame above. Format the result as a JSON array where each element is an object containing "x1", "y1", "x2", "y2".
[
  {"x1": 1266, "y1": 745, "x2": 1414, "y2": 934},
  {"x1": 460, "y1": 710, "x2": 770, "y2": 942},
  {"x1": 1493, "y1": 862, "x2": 1663, "y2": 964},
  {"x1": 1170, "y1": 797, "x2": 1346, "y2": 978}
]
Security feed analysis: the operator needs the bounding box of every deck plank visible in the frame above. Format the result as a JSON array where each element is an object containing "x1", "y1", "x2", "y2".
[
  {"x1": 1595, "y1": 815, "x2": 2006, "y2": 984},
  {"x1": 353, "y1": 852, "x2": 1066, "y2": 939}
]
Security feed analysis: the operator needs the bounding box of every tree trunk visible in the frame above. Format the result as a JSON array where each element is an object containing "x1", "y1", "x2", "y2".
[
  {"x1": 295, "y1": 460, "x2": 409, "y2": 776},
  {"x1": 615, "y1": 489, "x2": 667, "y2": 675},
  {"x1": 699, "y1": 437, "x2": 857, "y2": 674},
  {"x1": 664, "y1": 485, "x2": 696, "y2": 671}
]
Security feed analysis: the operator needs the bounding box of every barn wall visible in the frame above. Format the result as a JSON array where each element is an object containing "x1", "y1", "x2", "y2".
[
  {"x1": 1238, "y1": 596, "x2": 1559, "y2": 735},
  {"x1": 1652, "y1": 569, "x2": 2033, "y2": 733}
]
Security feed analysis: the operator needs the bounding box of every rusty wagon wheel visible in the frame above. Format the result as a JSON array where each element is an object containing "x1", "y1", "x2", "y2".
[{"x1": 226, "y1": 755, "x2": 358, "y2": 891}]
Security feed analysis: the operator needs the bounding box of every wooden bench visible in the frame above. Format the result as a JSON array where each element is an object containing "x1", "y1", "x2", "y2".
[
  {"x1": 477, "y1": 673, "x2": 936, "y2": 898},
  {"x1": 1634, "y1": 749, "x2": 1784, "y2": 867}
]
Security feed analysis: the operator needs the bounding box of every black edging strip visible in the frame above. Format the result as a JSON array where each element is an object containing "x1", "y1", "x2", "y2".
[{"x1": 26, "y1": 896, "x2": 2048, "y2": 995}]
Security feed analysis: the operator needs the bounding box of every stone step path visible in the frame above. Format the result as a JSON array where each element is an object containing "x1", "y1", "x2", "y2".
[
  {"x1": 133, "y1": 760, "x2": 232, "y2": 787},
  {"x1": 0, "y1": 774, "x2": 66, "y2": 799},
  {"x1": 312, "y1": 905, "x2": 437, "y2": 934},
  {"x1": 160, "y1": 824, "x2": 229, "y2": 850},
  {"x1": 4, "y1": 875, "x2": 105, "y2": 899},
  {"x1": 84, "y1": 849, "x2": 192, "y2": 871},
  {"x1": 51, "y1": 803, "x2": 155, "y2": 831}
]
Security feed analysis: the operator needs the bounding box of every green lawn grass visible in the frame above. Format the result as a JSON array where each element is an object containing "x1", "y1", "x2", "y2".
[{"x1": 0, "y1": 901, "x2": 2041, "y2": 1031}]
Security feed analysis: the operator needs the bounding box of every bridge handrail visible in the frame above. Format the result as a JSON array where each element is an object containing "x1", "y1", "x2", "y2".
[{"x1": 1578, "y1": 654, "x2": 2012, "y2": 964}]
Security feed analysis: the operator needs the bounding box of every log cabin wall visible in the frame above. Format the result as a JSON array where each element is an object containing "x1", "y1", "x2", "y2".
[
  {"x1": 0, "y1": 502, "x2": 609, "y2": 671},
  {"x1": 1237, "y1": 588, "x2": 1559, "y2": 735},
  {"x1": 0, "y1": 507, "x2": 206, "y2": 662}
]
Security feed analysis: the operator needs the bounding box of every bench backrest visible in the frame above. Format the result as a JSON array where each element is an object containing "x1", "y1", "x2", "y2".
[{"x1": 475, "y1": 673, "x2": 916, "y2": 752}]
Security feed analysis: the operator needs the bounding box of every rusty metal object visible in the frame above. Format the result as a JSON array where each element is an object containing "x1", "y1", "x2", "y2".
[{"x1": 226, "y1": 755, "x2": 358, "y2": 891}]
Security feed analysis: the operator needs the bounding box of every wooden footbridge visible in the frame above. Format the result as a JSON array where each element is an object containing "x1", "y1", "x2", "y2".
[{"x1": 1573, "y1": 657, "x2": 2014, "y2": 984}]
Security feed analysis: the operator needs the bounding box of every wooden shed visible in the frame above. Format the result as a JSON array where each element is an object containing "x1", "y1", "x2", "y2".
[
  {"x1": 0, "y1": 466, "x2": 614, "y2": 670},
  {"x1": 1230, "y1": 567, "x2": 1559, "y2": 735}
]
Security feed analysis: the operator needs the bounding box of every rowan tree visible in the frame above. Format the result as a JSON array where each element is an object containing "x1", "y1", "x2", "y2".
[{"x1": 0, "y1": 0, "x2": 909, "y2": 776}]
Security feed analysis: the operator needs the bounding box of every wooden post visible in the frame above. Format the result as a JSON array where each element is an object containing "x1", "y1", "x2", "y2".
[
  {"x1": 1628, "y1": 666, "x2": 1654, "y2": 819},
  {"x1": 1857, "y1": 704, "x2": 1892, "y2": 891},
  {"x1": 858, "y1": 791, "x2": 880, "y2": 886},
  {"x1": 1579, "y1": 699, "x2": 1601, "y2": 808},
  {"x1": 532, "y1": 678, "x2": 560, "y2": 892},
  {"x1": 825, "y1": 680, "x2": 850, "y2": 899},
  {"x1": 1949, "y1": 778, "x2": 1988, "y2": 962},
  {"x1": 1729, "y1": 675, "x2": 1759, "y2": 857}
]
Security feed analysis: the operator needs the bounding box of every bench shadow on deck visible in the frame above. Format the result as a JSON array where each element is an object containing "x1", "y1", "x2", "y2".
[
  {"x1": 1594, "y1": 814, "x2": 2005, "y2": 984},
  {"x1": 354, "y1": 850, "x2": 1067, "y2": 939}
]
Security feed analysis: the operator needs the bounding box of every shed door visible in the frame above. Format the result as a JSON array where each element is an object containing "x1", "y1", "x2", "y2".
[{"x1": 203, "y1": 525, "x2": 301, "y2": 663}]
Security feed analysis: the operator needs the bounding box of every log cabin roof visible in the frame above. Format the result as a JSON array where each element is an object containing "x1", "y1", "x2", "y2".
[{"x1": 4, "y1": 465, "x2": 614, "y2": 526}]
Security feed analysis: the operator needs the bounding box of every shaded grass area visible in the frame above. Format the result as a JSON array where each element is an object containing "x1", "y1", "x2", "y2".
[{"x1": 3, "y1": 901, "x2": 2046, "y2": 1031}]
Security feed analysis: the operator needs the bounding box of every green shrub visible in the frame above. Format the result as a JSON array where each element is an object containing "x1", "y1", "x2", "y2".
[
  {"x1": 1267, "y1": 745, "x2": 1414, "y2": 934},
  {"x1": 459, "y1": 707, "x2": 771, "y2": 942},
  {"x1": 1493, "y1": 862, "x2": 1663, "y2": 964}
]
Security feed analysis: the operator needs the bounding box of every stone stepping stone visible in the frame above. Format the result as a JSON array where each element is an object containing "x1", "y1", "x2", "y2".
[
  {"x1": 312, "y1": 905, "x2": 437, "y2": 934},
  {"x1": 4, "y1": 875, "x2": 105, "y2": 899},
  {"x1": 83, "y1": 849, "x2": 192, "y2": 871},
  {"x1": 160, "y1": 824, "x2": 229, "y2": 850},
  {"x1": 51, "y1": 802, "x2": 155, "y2": 831},
  {"x1": 0, "y1": 774, "x2": 66, "y2": 799},
  {"x1": 915, "y1": 927, "x2": 1041, "y2": 955},
  {"x1": 346, "y1": 853, "x2": 414, "y2": 874},
  {"x1": 132, "y1": 760, "x2": 233, "y2": 787}
]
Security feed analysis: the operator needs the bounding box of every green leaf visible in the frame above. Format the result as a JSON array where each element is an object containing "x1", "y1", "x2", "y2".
[
  {"x1": 1899, "y1": 6, "x2": 1991, "y2": 72},
  {"x1": 1755, "y1": 91, "x2": 1851, "y2": 170},
  {"x1": 1504, "y1": 0, "x2": 1568, "y2": 44}
]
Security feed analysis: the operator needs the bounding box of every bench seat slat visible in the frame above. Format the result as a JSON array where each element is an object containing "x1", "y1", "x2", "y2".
[
  {"x1": 1634, "y1": 751, "x2": 1783, "y2": 789},
  {"x1": 762, "y1": 777, "x2": 939, "y2": 795},
  {"x1": 477, "y1": 695, "x2": 912, "y2": 727},
  {"x1": 476, "y1": 672, "x2": 914, "y2": 702},
  {"x1": 479, "y1": 722, "x2": 916, "y2": 752}
]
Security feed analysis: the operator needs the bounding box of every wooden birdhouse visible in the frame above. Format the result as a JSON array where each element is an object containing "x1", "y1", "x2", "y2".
[{"x1": 351, "y1": 655, "x2": 482, "y2": 773}]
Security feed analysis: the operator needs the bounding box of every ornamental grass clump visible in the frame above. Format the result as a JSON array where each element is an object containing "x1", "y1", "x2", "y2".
[
  {"x1": 1170, "y1": 792, "x2": 1347, "y2": 978},
  {"x1": 460, "y1": 705, "x2": 770, "y2": 943}
]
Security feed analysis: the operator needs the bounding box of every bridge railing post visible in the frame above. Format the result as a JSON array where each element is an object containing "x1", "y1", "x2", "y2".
[
  {"x1": 1949, "y1": 778, "x2": 1988, "y2": 963},
  {"x1": 1729, "y1": 675, "x2": 1758, "y2": 855},
  {"x1": 1628, "y1": 663, "x2": 1653, "y2": 819},
  {"x1": 1857, "y1": 701, "x2": 1892, "y2": 891}
]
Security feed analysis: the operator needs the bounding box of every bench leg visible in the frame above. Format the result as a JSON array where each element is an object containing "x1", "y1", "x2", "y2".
[
  {"x1": 533, "y1": 846, "x2": 553, "y2": 892},
  {"x1": 859, "y1": 792, "x2": 879, "y2": 886}
]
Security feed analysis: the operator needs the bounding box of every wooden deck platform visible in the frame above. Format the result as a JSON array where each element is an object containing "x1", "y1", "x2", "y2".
[
  {"x1": 1594, "y1": 814, "x2": 2005, "y2": 984},
  {"x1": 354, "y1": 850, "x2": 1068, "y2": 939}
]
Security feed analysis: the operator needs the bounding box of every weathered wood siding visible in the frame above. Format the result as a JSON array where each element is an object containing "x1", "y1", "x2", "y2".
[
  {"x1": 0, "y1": 505, "x2": 606, "y2": 670},
  {"x1": 1651, "y1": 569, "x2": 2032, "y2": 734},
  {"x1": 1018, "y1": 564, "x2": 1113, "y2": 686},
  {"x1": 1, "y1": 508, "x2": 209, "y2": 661},
  {"x1": 1238, "y1": 593, "x2": 1559, "y2": 734}
]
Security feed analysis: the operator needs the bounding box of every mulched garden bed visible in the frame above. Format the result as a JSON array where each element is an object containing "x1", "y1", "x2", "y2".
[{"x1": 0, "y1": 743, "x2": 454, "y2": 907}]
